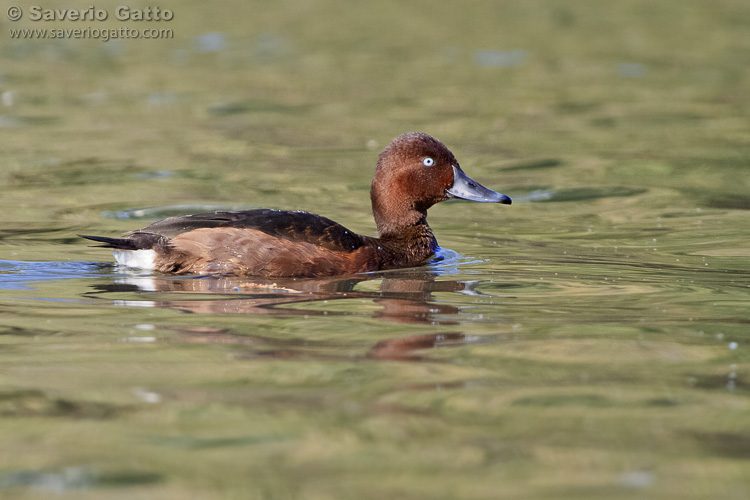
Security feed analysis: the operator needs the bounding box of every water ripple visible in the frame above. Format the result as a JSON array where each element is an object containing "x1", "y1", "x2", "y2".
[{"x1": 0, "y1": 260, "x2": 101, "y2": 290}]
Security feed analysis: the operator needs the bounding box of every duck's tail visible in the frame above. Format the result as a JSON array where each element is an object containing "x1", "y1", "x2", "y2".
[{"x1": 79, "y1": 234, "x2": 141, "y2": 250}]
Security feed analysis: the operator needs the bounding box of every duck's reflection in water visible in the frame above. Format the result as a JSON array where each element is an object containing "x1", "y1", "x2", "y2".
[{"x1": 85, "y1": 268, "x2": 502, "y2": 361}]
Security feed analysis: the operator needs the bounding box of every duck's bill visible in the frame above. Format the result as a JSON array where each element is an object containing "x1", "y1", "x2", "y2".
[{"x1": 446, "y1": 166, "x2": 512, "y2": 204}]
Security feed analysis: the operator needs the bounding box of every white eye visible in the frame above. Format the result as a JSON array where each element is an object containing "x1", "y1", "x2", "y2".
[{"x1": 422, "y1": 157, "x2": 435, "y2": 167}]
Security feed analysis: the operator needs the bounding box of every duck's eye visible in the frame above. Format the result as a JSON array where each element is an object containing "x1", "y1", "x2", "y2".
[{"x1": 422, "y1": 157, "x2": 435, "y2": 167}]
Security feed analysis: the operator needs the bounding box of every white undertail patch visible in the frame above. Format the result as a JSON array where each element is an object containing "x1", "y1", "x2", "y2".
[{"x1": 112, "y1": 249, "x2": 156, "y2": 270}]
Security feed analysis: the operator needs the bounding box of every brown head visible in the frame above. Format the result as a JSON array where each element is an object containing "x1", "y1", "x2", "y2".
[{"x1": 370, "y1": 132, "x2": 511, "y2": 237}]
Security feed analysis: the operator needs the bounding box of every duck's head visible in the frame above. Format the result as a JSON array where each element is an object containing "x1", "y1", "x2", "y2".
[{"x1": 370, "y1": 132, "x2": 511, "y2": 237}]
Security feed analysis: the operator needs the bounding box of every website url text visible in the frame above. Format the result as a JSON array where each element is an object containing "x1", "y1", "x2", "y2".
[{"x1": 9, "y1": 26, "x2": 174, "y2": 42}]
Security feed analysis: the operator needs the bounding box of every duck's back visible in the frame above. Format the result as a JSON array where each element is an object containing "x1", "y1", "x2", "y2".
[
  {"x1": 83, "y1": 209, "x2": 382, "y2": 277},
  {"x1": 139, "y1": 209, "x2": 366, "y2": 251}
]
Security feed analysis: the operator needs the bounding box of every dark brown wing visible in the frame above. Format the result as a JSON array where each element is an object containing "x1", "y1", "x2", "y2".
[{"x1": 132, "y1": 209, "x2": 366, "y2": 253}]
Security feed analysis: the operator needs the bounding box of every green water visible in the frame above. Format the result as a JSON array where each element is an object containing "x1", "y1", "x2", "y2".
[{"x1": 2, "y1": 0, "x2": 750, "y2": 498}]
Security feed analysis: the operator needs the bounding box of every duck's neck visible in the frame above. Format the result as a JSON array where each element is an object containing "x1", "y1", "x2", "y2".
[
  {"x1": 372, "y1": 216, "x2": 438, "y2": 268},
  {"x1": 370, "y1": 182, "x2": 439, "y2": 267}
]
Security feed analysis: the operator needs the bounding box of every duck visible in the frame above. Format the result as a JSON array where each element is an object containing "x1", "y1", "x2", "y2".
[{"x1": 81, "y1": 132, "x2": 511, "y2": 277}]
